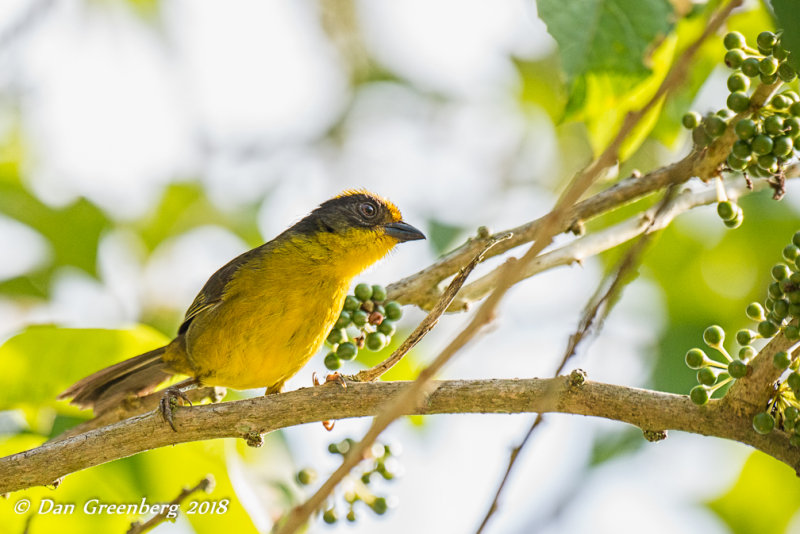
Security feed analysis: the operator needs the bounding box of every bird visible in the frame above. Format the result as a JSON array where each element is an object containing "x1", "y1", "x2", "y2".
[{"x1": 58, "y1": 190, "x2": 425, "y2": 426}]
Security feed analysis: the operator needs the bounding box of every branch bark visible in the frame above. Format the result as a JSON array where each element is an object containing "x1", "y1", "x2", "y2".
[{"x1": 3, "y1": 376, "x2": 799, "y2": 495}]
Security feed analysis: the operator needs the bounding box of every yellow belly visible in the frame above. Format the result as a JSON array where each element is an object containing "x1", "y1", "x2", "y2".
[{"x1": 180, "y1": 275, "x2": 348, "y2": 391}]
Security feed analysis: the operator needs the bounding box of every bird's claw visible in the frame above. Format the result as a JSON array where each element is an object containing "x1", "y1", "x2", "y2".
[{"x1": 159, "y1": 386, "x2": 193, "y2": 431}]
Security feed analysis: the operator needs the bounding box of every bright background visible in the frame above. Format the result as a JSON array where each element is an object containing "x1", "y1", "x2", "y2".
[{"x1": 1, "y1": 0, "x2": 800, "y2": 533}]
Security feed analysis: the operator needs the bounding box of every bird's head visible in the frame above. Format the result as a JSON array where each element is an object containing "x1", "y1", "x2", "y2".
[{"x1": 287, "y1": 190, "x2": 425, "y2": 277}]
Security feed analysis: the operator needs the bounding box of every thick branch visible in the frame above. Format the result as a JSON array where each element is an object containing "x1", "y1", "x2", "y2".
[{"x1": 3, "y1": 377, "x2": 799, "y2": 495}]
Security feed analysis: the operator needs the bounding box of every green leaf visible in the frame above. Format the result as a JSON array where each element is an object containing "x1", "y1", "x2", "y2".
[
  {"x1": 134, "y1": 182, "x2": 262, "y2": 251},
  {"x1": 426, "y1": 219, "x2": 466, "y2": 256},
  {"x1": 772, "y1": 0, "x2": 800, "y2": 71},
  {"x1": 537, "y1": 0, "x2": 674, "y2": 80},
  {"x1": 0, "y1": 325, "x2": 169, "y2": 410},
  {"x1": 0, "y1": 181, "x2": 111, "y2": 284},
  {"x1": 707, "y1": 451, "x2": 800, "y2": 534}
]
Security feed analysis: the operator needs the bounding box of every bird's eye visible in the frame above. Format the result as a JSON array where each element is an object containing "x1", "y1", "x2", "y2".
[{"x1": 359, "y1": 202, "x2": 377, "y2": 219}]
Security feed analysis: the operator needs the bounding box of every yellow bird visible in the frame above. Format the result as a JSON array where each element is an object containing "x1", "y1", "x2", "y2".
[{"x1": 59, "y1": 190, "x2": 424, "y2": 422}]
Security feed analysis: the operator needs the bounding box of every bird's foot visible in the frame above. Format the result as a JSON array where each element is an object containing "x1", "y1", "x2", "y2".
[{"x1": 159, "y1": 386, "x2": 193, "y2": 431}]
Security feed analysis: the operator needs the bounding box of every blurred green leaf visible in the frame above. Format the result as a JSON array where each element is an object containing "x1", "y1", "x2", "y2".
[
  {"x1": 134, "y1": 182, "x2": 262, "y2": 251},
  {"x1": 426, "y1": 219, "x2": 466, "y2": 256},
  {"x1": 651, "y1": 7, "x2": 721, "y2": 148},
  {"x1": 589, "y1": 428, "x2": 644, "y2": 466},
  {"x1": 771, "y1": 0, "x2": 800, "y2": 71},
  {"x1": 0, "y1": 325, "x2": 169, "y2": 410},
  {"x1": 537, "y1": 0, "x2": 673, "y2": 80},
  {"x1": 512, "y1": 55, "x2": 568, "y2": 122},
  {"x1": 708, "y1": 451, "x2": 800, "y2": 534}
]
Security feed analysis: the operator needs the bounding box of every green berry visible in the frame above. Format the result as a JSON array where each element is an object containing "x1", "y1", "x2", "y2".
[
  {"x1": 724, "y1": 49, "x2": 746, "y2": 69},
  {"x1": 717, "y1": 109, "x2": 735, "y2": 120},
  {"x1": 785, "y1": 117, "x2": 800, "y2": 138},
  {"x1": 790, "y1": 434, "x2": 800, "y2": 448},
  {"x1": 325, "y1": 351, "x2": 342, "y2": 370},
  {"x1": 703, "y1": 325, "x2": 725, "y2": 346},
  {"x1": 371, "y1": 284, "x2": 387, "y2": 302},
  {"x1": 783, "y1": 245, "x2": 800, "y2": 262},
  {"x1": 727, "y1": 91, "x2": 750, "y2": 112},
  {"x1": 760, "y1": 57, "x2": 779, "y2": 76},
  {"x1": 727, "y1": 72, "x2": 749, "y2": 92},
  {"x1": 384, "y1": 301, "x2": 403, "y2": 321},
  {"x1": 335, "y1": 311, "x2": 352, "y2": 329},
  {"x1": 735, "y1": 119, "x2": 757, "y2": 140},
  {"x1": 793, "y1": 231, "x2": 800, "y2": 248},
  {"x1": 726, "y1": 154, "x2": 748, "y2": 171},
  {"x1": 370, "y1": 497, "x2": 388, "y2": 515},
  {"x1": 377, "y1": 320, "x2": 396, "y2": 337},
  {"x1": 785, "y1": 406, "x2": 800, "y2": 422},
  {"x1": 741, "y1": 57, "x2": 761, "y2": 77},
  {"x1": 746, "y1": 302, "x2": 765, "y2": 321},
  {"x1": 296, "y1": 468, "x2": 317, "y2": 485},
  {"x1": 758, "y1": 320, "x2": 780, "y2": 338},
  {"x1": 753, "y1": 411, "x2": 775, "y2": 434},
  {"x1": 731, "y1": 140, "x2": 752, "y2": 160},
  {"x1": 354, "y1": 283, "x2": 373, "y2": 302},
  {"x1": 769, "y1": 282, "x2": 785, "y2": 299},
  {"x1": 757, "y1": 154, "x2": 778, "y2": 172},
  {"x1": 685, "y1": 348, "x2": 707, "y2": 369},
  {"x1": 724, "y1": 31, "x2": 746, "y2": 50},
  {"x1": 352, "y1": 309, "x2": 369, "y2": 327},
  {"x1": 704, "y1": 115, "x2": 727, "y2": 138},
  {"x1": 751, "y1": 134, "x2": 774, "y2": 155},
  {"x1": 736, "y1": 329, "x2": 757, "y2": 346},
  {"x1": 765, "y1": 115, "x2": 785, "y2": 135},
  {"x1": 740, "y1": 346, "x2": 757, "y2": 360},
  {"x1": 327, "y1": 328, "x2": 347, "y2": 345},
  {"x1": 697, "y1": 367, "x2": 717, "y2": 386},
  {"x1": 365, "y1": 331, "x2": 387, "y2": 351},
  {"x1": 773, "y1": 136, "x2": 794, "y2": 157},
  {"x1": 761, "y1": 73, "x2": 778, "y2": 85},
  {"x1": 788, "y1": 372, "x2": 800, "y2": 393},
  {"x1": 690, "y1": 385, "x2": 709, "y2": 405},
  {"x1": 682, "y1": 111, "x2": 701, "y2": 129},
  {"x1": 724, "y1": 210, "x2": 744, "y2": 229},
  {"x1": 328, "y1": 442, "x2": 340, "y2": 454},
  {"x1": 792, "y1": 102, "x2": 800, "y2": 117},
  {"x1": 772, "y1": 94, "x2": 793, "y2": 110},
  {"x1": 728, "y1": 359, "x2": 749, "y2": 379},
  {"x1": 779, "y1": 62, "x2": 797, "y2": 82},
  {"x1": 757, "y1": 31, "x2": 777, "y2": 50},
  {"x1": 783, "y1": 324, "x2": 800, "y2": 341},
  {"x1": 774, "y1": 43, "x2": 790, "y2": 61},
  {"x1": 717, "y1": 201, "x2": 738, "y2": 221},
  {"x1": 337, "y1": 342, "x2": 358, "y2": 361},
  {"x1": 786, "y1": 325, "x2": 800, "y2": 341},
  {"x1": 774, "y1": 350, "x2": 792, "y2": 370},
  {"x1": 343, "y1": 295, "x2": 361, "y2": 312},
  {"x1": 323, "y1": 508, "x2": 338, "y2": 524},
  {"x1": 774, "y1": 298, "x2": 790, "y2": 319},
  {"x1": 346, "y1": 510, "x2": 357, "y2": 522}
]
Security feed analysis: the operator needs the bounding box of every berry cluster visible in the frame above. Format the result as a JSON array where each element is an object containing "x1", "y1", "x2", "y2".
[
  {"x1": 324, "y1": 283, "x2": 403, "y2": 371},
  {"x1": 309, "y1": 438, "x2": 398, "y2": 524},
  {"x1": 685, "y1": 230, "x2": 800, "y2": 442},
  {"x1": 682, "y1": 30, "x2": 799, "y2": 220}
]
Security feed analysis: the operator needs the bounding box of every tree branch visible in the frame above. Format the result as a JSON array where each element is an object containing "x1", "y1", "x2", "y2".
[{"x1": 3, "y1": 376, "x2": 799, "y2": 496}]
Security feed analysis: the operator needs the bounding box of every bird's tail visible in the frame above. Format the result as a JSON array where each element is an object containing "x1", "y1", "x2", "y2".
[{"x1": 57, "y1": 346, "x2": 173, "y2": 414}]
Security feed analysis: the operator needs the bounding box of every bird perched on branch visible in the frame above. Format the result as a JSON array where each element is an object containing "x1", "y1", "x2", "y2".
[{"x1": 58, "y1": 190, "x2": 425, "y2": 428}]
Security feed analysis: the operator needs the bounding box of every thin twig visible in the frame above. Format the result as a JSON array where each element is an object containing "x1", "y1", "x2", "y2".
[
  {"x1": 126, "y1": 475, "x2": 215, "y2": 534},
  {"x1": 352, "y1": 233, "x2": 512, "y2": 382}
]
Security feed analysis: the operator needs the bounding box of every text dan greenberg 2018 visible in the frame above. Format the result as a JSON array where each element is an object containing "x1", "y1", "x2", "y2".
[{"x1": 13, "y1": 497, "x2": 231, "y2": 519}]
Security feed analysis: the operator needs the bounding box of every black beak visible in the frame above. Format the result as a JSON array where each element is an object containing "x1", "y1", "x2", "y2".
[{"x1": 384, "y1": 221, "x2": 426, "y2": 242}]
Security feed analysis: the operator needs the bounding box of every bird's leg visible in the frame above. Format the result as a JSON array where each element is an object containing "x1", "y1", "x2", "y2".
[{"x1": 159, "y1": 377, "x2": 198, "y2": 431}]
